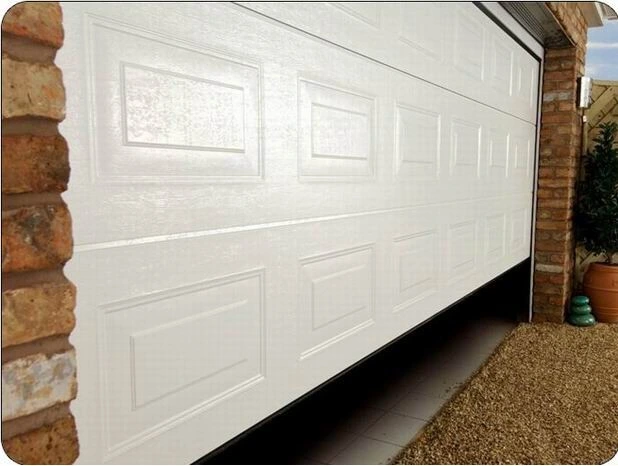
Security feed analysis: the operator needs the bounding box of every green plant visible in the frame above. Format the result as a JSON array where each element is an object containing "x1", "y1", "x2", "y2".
[{"x1": 577, "y1": 121, "x2": 618, "y2": 264}]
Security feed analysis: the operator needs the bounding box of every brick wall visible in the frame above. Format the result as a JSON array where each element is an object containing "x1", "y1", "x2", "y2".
[
  {"x1": 1, "y1": 3, "x2": 78, "y2": 464},
  {"x1": 532, "y1": 2, "x2": 589, "y2": 322}
]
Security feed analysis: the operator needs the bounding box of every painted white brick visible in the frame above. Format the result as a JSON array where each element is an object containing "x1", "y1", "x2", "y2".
[
  {"x1": 2, "y1": 349, "x2": 77, "y2": 421},
  {"x1": 535, "y1": 264, "x2": 564, "y2": 273}
]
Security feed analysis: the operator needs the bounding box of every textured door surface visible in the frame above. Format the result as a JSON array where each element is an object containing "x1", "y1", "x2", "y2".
[{"x1": 58, "y1": 3, "x2": 541, "y2": 463}]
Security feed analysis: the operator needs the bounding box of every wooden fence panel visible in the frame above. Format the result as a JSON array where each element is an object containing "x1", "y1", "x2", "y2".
[{"x1": 584, "y1": 80, "x2": 618, "y2": 151}]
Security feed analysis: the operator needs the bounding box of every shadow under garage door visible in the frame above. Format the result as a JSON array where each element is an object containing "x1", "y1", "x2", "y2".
[{"x1": 57, "y1": 2, "x2": 542, "y2": 463}]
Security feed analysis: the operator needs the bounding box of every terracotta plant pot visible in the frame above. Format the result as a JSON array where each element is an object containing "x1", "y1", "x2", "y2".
[{"x1": 583, "y1": 263, "x2": 618, "y2": 323}]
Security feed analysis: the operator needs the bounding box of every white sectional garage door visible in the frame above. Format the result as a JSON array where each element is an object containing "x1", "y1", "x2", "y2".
[{"x1": 58, "y1": 3, "x2": 541, "y2": 463}]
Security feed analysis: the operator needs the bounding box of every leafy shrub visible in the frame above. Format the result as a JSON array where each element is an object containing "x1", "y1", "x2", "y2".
[{"x1": 577, "y1": 121, "x2": 618, "y2": 264}]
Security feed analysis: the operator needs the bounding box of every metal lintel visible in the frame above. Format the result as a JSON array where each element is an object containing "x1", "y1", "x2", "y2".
[{"x1": 500, "y1": 2, "x2": 572, "y2": 48}]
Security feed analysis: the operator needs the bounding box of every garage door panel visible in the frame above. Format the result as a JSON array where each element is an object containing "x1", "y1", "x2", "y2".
[
  {"x1": 99, "y1": 267, "x2": 265, "y2": 452},
  {"x1": 447, "y1": 219, "x2": 480, "y2": 284},
  {"x1": 332, "y1": 2, "x2": 382, "y2": 28},
  {"x1": 510, "y1": 203, "x2": 532, "y2": 257},
  {"x1": 299, "y1": 78, "x2": 377, "y2": 180},
  {"x1": 88, "y1": 15, "x2": 263, "y2": 181},
  {"x1": 514, "y1": 50, "x2": 539, "y2": 110},
  {"x1": 489, "y1": 34, "x2": 514, "y2": 96},
  {"x1": 70, "y1": 228, "x2": 294, "y2": 463},
  {"x1": 239, "y1": 2, "x2": 539, "y2": 123},
  {"x1": 396, "y1": 2, "x2": 445, "y2": 60},
  {"x1": 63, "y1": 3, "x2": 534, "y2": 246},
  {"x1": 394, "y1": 103, "x2": 442, "y2": 180},
  {"x1": 485, "y1": 212, "x2": 508, "y2": 266},
  {"x1": 453, "y1": 6, "x2": 486, "y2": 81},
  {"x1": 67, "y1": 198, "x2": 534, "y2": 463},
  {"x1": 292, "y1": 215, "x2": 384, "y2": 385},
  {"x1": 486, "y1": 126, "x2": 510, "y2": 195},
  {"x1": 59, "y1": 3, "x2": 539, "y2": 463},
  {"x1": 298, "y1": 243, "x2": 375, "y2": 360},
  {"x1": 449, "y1": 117, "x2": 482, "y2": 182},
  {"x1": 392, "y1": 229, "x2": 440, "y2": 314}
]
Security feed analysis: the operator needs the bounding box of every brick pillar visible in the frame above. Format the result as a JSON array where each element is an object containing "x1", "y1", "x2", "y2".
[
  {"x1": 1, "y1": 3, "x2": 79, "y2": 463},
  {"x1": 532, "y1": 3, "x2": 588, "y2": 323}
]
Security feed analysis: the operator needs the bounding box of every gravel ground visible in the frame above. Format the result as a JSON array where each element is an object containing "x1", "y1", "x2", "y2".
[{"x1": 394, "y1": 323, "x2": 618, "y2": 464}]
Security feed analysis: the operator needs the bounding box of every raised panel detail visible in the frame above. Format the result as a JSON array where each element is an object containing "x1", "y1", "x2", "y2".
[
  {"x1": 122, "y1": 63, "x2": 245, "y2": 152},
  {"x1": 131, "y1": 298, "x2": 252, "y2": 409},
  {"x1": 514, "y1": 54, "x2": 536, "y2": 109},
  {"x1": 331, "y1": 2, "x2": 381, "y2": 28},
  {"x1": 89, "y1": 17, "x2": 262, "y2": 182},
  {"x1": 454, "y1": 11, "x2": 484, "y2": 80},
  {"x1": 450, "y1": 118, "x2": 481, "y2": 176},
  {"x1": 101, "y1": 268, "x2": 265, "y2": 451},
  {"x1": 447, "y1": 221, "x2": 477, "y2": 280},
  {"x1": 510, "y1": 208, "x2": 527, "y2": 252},
  {"x1": 511, "y1": 134, "x2": 530, "y2": 173},
  {"x1": 395, "y1": 104, "x2": 440, "y2": 179},
  {"x1": 490, "y1": 37, "x2": 512, "y2": 95},
  {"x1": 393, "y1": 231, "x2": 438, "y2": 312},
  {"x1": 488, "y1": 129, "x2": 508, "y2": 170},
  {"x1": 312, "y1": 104, "x2": 370, "y2": 161},
  {"x1": 485, "y1": 214, "x2": 506, "y2": 262},
  {"x1": 299, "y1": 245, "x2": 375, "y2": 359},
  {"x1": 398, "y1": 3, "x2": 443, "y2": 59},
  {"x1": 299, "y1": 79, "x2": 375, "y2": 180}
]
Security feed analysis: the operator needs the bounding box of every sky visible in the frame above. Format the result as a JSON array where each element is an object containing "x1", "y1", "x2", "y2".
[{"x1": 585, "y1": 16, "x2": 618, "y2": 80}]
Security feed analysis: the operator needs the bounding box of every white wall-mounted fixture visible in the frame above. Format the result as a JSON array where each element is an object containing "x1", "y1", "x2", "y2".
[{"x1": 578, "y1": 76, "x2": 593, "y2": 108}]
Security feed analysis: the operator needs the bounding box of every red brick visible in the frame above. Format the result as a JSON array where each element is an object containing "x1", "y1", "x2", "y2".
[
  {"x1": 1, "y1": 203, "x2": 72, "y2": 273},
  {"x1": 543, "y1": 60, "x2": 560, "y2": 71},
  {"x1": 534, "y1": 5, "x2": 584, "y2": 323},
  {"x1": 539, "y1": 155, "x2": 571, "y2": 168},
  {"x1": 558, "y1": 101, "x2": 574, "y2": 112},
  {"x1": 540, "y1": 198, "x2": 574, "y2": 209},
  {"x1": 559, "y1": 59, "x2": 575, "y2": 70},
  {"x1": 1, "y1": 56, "x2": 65, "y2": 121},
  {"x1": 533, "y1": 294, "x2": 550, "y2": 306},
  {"x1": 555, "y1": 167, "x2": 576, "y2": 178},
  {"x1": 1, "y1": 2, "x2": 64, "y2": 48},
  {"x1": 542, "y1": 80, "x2": 559, "y2": 92},
  {"x1": 2, "y1": 415, "x2": 78, "y2": 465},
  {"x1": 549, "y1": 295, "x2": 567, "y2": 306},
  {"x1": 549, "y1": 188, "x2": 571, "y2": 199},
  {"x1": 544, "y1": 70, "x2": 575, "y2": 81},
  {"x1": 2, "y1": 280, "x2": 76, "y2": 347},
  {"x1": 2, "y1": 135, "x2": 69, "y2": 194},
  {"x1": 542, "y1": 112, "x2": 578, "y2": 125},
  {"x1": 535, "y1": 240, "x2": 568, "y2": 252},
  {"x1": 555, "y1": 79, "x2": 575, "y2": 90},
  {"x1": 534, "y1": 272, "x2": 552, "y2": 284},
  {"x1": 535, "y1": 283, "x2": 562, "y2": 295},
  {"x1": 538, "y1": 167, "x2": 555, "y2": 178},
  {"x1": 551, "y1": 209, "x2": 572, "y2": 221},
  {"x1": 549, "y1": 274, "x2": 567, "y2": 285},
  {"x1": 1, "y1": 1, "x2": 79, "y2": 461},
  {"x1": 536, "y1": 188, "x2": 554, "y2": 199},
  {"x1": 551, "y1": 229, "x2": 573, "y2": 241},
  {"x1": 536, "y1": 220, "x2": 569, "y2": 231},
  {"x1": 542, "y1": 102, "x2": 557, "y2": 112},
  {"x1": 538, "y1": 178, "x2": 571, "y2": 188}
]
